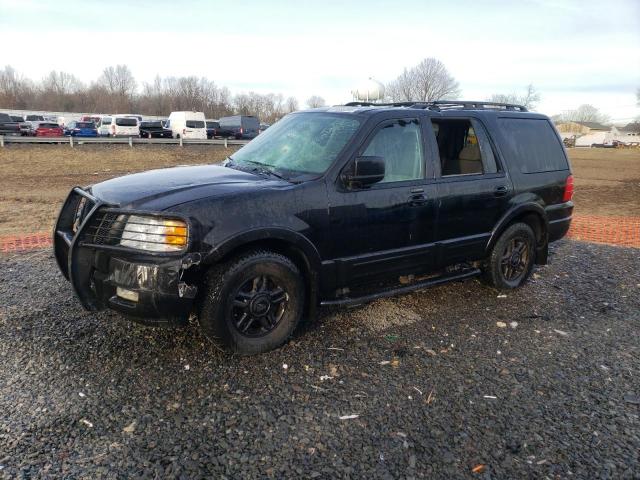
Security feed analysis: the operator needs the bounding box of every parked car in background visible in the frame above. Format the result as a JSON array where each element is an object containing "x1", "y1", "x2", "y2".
[
  {"x1": 11, "y1": 115, "x2": 33, "y2": 136},
  {"x1": 139, "y1": 120, "x2": 173, "y2": 138},
  {"x1": 95, "y1": 116, "x2": 112, "y2": 136},
  {"x1": 125, "y1": 115, "x2": 143, "y2": 122},
  {"x1": 34, "y1": 122, "x2": 64, "y2": 137},
  {"x1": 81, "y1": 115, "x2": 101, "y2": 124},
  {"x1": 0, "y1": 113, "x2": 21, "y2": 136},
  {"x1": 259, "y1": 123, "x2": 270, "y2": 133},
  {"x1": 206, "y1": 120, "x2": 220, "y2": 139},
  {"x1": 26, "y1": 114, "x2": 45, "y2": 122},
  {"x1": 218, "y1": 115, "x2": 260, "y2": 139},
  {"x1": 64, "y1": 121, "x2": 98, "y2": 137},
  {"x1": 166, "y1": 111, "x2": 207, "y2": 139},
  {"x1": 106, "y1": 115, "x2": 140, "y2": 137}
]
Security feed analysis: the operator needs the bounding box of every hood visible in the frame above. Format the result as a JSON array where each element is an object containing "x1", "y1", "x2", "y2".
[{"x1": 90, "y1": 164, "x2": 284, "y2": 210}]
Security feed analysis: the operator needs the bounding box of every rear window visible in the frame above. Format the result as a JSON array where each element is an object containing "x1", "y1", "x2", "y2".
[
  {"x1": 141, "y1": 121, "x2": 162, "y2": 128},
  {"x1": 101, "y1": 117, "x2": 112, "y2": 124},
  {"x1": 498, "y1": 118, "x2": 568, "y2": 173},
  {"x1": 186, "y1": 120, "x2": 205, "y2": 129},
  {"x1": 116, "y1": 118, "x2": 137, "y2": 126},
  {"x1": 77, "y1": 122, "x2": 94, "y2": 128},
  {"x1": 26, "y1": 115, "x2": 44, "y2": 121},
  {"x1": 206, "y1": 121, "x2": 219, "y2": 128},
  {"x1": 39, "y1": 123, "x2": 59, "y2": 128}
]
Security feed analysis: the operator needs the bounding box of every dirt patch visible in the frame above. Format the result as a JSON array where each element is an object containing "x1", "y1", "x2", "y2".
[
  {"x1": 569, "y1": 148, "x2": 640, "y2": 216},
  {"x1": 0, "y1": 144, "x2": 238, "y2": 235}
]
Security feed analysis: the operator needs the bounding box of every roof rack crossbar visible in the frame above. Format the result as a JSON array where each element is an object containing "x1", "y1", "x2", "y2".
[{"x1": 343, "y1": 100, "x2": 528, "y2": 112}]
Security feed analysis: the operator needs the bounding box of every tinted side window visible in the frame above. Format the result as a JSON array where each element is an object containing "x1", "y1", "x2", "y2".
[
  {"x1": 362, "y1": 119, "x2": 424, "y2": 183},
  {"x1": 116, "y1": 118, "x2": 137, "y2": 126},
  {"x1": 498, "y1": 118, "x2": 568, "y2": 173}
]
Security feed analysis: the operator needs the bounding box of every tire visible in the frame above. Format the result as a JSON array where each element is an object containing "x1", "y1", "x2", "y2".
[
  {"x1": 198, "y1": 250, "x2": 305, "y2": 355},
  {"x1": 483, "y1": 222, "x2": 536, "y2": 290}
]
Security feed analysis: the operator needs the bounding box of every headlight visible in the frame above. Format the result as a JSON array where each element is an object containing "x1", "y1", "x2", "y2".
[{"x1": 118, "y1": 215, "x2": 188, "y2": 252}]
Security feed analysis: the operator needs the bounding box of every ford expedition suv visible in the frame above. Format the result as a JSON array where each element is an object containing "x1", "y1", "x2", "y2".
[{"x1": 54, "y1": 101, "x2": 573, "y2": 354}]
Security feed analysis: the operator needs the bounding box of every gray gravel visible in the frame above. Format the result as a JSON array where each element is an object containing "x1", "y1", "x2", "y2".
[{"x1": 1, "y1": 240, "x2": 639, "y2": 479}]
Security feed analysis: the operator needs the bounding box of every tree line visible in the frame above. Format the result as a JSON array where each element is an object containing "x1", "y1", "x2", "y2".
[{"x1": 0, "y1": 64, "x2": 313, "y2": 123}]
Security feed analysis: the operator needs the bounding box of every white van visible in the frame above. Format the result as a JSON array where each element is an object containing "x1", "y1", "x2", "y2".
[
  {"x1": 107, "y1": 115, "x2": 140, "y2": 137},
  {"x1": 167, "y1": 111, "x2": 207, "y2": 139},
  {"x1": 96, "y1": 116, "x2": 112, "y2": 136}
]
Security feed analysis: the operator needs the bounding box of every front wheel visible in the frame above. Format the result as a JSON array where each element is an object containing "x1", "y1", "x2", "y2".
[
  {"x1": 483, "y1": 222, "x2": 536, "y2": 290},
  {"x1": 198, "y1": 250, "x2": 305, "y2": 355}
]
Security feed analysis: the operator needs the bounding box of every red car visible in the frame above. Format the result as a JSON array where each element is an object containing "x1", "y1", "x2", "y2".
[{"x1": 35, "y1": 122, "x2": 64, "y2": 137}]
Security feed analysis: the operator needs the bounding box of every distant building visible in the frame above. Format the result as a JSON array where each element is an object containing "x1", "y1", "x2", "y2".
[
  {"x1": 618, "y1": 122, "x2": 640, "y2": 140},
  {"x1": 555, "y1": 121, "x2": 610, "y2": 134}
]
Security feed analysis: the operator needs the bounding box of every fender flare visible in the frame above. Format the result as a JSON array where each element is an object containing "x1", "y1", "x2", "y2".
[
  {"x1": 202, "y1": 227, "x2": 323, "y2": 272},
  {"x1": 486, "y1": 203, "x2": 548, "y2": 252}
]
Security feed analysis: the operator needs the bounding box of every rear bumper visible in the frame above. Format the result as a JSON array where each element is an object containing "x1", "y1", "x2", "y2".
[
  {"x1": 546, "y1": 201, "x2": 573, "y2": 242},
  {"x1": 53, "y1": 188, "x2": 200, "y2": 326}
]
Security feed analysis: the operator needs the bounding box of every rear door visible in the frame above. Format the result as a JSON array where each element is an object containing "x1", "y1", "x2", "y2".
[{"x1": 429, "y1": 116, "x2": 513, "y2": 266}]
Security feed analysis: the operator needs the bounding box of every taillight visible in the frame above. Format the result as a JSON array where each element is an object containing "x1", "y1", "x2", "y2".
[
  {"x1": 562, "y1": 174, "x2": 574, "y2": 202},
  {"x1": 239, "y1": 127, "x2": 243, "y2": 135}
]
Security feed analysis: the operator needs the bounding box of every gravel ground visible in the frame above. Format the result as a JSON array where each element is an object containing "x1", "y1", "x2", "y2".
[{"x1": 0, "y1": 240, "x2": 639, "y2": 479}]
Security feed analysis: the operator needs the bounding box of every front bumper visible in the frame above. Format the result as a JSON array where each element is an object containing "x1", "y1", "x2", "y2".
[{"x1": 53, "y1": 188, "x2": 200, "y2": 326}]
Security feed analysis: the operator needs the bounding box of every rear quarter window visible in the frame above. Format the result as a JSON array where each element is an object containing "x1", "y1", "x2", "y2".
[
  {"x1": 186, "y1": 120, "x2": 205, "y2": 128},
  {"x1": 116, "y1": 118, "x2": 137, "y2": 126},
  {"x1": 498, "y1": 118, "x2": 568, "y2": 173}
]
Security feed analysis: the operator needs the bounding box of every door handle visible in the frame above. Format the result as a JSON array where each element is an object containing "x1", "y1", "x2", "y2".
[
  {"x1": 494, "y1": 185, "x2": 509, "y2": 197},
  {"x1": 409, "y1": 193, "x2": 427, "y2": 206}
]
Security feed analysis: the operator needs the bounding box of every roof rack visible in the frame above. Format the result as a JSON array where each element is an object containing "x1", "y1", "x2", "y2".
[{"x1": 343, "y1": 100, "x2": 528, "y2": 112}]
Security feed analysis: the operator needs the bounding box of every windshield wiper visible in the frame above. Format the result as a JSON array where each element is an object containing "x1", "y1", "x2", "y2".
[{"x1": 242, "y1": 160, "x2": 289, "y2": 182}]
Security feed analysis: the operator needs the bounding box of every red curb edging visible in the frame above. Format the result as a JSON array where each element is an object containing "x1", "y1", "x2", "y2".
[{"x1": 2, "y1": 215, "x2": 639, "y2": 254}]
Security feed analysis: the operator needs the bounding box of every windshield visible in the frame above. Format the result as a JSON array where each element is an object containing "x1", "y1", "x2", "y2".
[
  {"x1": 77, "y1": 122, "x2": 94, "y2": 128},
  {"x1": 229, "y1": 113, "x2": 360, "y2": 177}
]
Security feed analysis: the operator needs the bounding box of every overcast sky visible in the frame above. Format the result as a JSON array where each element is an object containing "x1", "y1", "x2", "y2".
[{"x1": 1, "y1": 0, "x2": 639, "y2": 122}]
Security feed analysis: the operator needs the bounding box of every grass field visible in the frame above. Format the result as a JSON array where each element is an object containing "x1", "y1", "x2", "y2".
[{"x1": 0, "y1": 144, "x2": 638, "y2": 236}]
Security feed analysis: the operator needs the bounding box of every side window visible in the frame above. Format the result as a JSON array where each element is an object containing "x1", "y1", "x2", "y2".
[
  {"x1": 362, "y1": 119, "x2": 424, "y2": 184},
  {"x1": 431, "y1": 119, "x2": 498, "y2": 176}
]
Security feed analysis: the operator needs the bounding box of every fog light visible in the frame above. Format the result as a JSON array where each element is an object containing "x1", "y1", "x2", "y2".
[{"x1": 116, "y1": 287, "x2": 139, "y2": 302}]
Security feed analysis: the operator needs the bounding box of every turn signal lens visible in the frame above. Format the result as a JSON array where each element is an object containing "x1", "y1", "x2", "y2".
[{"x1": 164, "y1": 219, "x2": 188, "y2": 247}]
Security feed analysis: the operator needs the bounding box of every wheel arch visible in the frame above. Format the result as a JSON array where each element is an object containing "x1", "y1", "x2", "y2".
[
  {"x1": 487, "y1": 203, "x2": 549, "y2": 264},
  {"x1": 202, "y1": 228, "x2": 322, "y2": 319}
]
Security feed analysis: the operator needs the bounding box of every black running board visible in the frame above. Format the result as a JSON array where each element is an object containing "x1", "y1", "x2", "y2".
[{"x1": 320, "y1": 268, "x2": 481, "y2": 307}]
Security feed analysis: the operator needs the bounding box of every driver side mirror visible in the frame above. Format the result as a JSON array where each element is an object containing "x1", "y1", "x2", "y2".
[{"x1": 342, "y1": 156, "x2": 385, "y2": 189}]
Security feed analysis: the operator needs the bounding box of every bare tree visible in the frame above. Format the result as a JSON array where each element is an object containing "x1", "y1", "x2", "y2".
[
  {"x1": 558, "y1": 104, "x2": 610, "y2": 124},
  {"x1": 0, "y1": 65, "x2": 34, "y2": 109},
  {"x1": 285, "y1": 96, "x2": 299, "y2": 113},
  {"x1": 96, "y1": 65, "x2": 136, "y2": 112},
  {"x1": 306, "y1": 95, "x2": 326, "y2": 108},
  {"x1": 386, "y1": 58, "x2": 460, "y2": 102},
  {"x1": 489, "y1": 84, "x2": 540, "y2": 109}
]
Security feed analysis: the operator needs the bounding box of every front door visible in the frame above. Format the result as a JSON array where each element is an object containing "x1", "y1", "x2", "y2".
[
  {"x1": 327, "y1": 117, "x2": 437, "y2": 288},
  {"x1": 429, "y1": 117, "x2": 513, "y2": 266}
]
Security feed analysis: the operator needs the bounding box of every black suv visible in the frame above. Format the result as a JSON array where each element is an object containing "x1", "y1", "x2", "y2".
[{"x1": 54, "y1": 101, "x2": 573, "y2": 354}]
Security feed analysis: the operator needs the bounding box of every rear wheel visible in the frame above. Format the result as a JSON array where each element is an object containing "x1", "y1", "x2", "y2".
[
  {"x1": 198, "y1": 250, "x2": 305, "y2": 355},
  {"x1": 484, "y1": 222, "x2": 536, "y2": 290}
]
